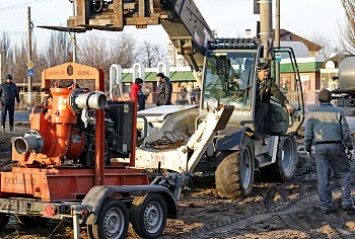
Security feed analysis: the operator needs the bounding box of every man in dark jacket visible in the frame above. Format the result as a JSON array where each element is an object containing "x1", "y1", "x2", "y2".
[
  {"x1": 255, "y1": 62, "x2": 293, "y2": 135},
  {"x1": 156, "y1": 73, "x2": 172, "y2": 106},
  {"x1": 304, "y1": 89, "x2": 354, "y2": 215},
  {"x1": 0, "y1": 74, "x2": 20, "y2": 131}
]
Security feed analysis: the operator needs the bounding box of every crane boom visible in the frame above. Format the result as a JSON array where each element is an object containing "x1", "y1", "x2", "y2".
[{"x1": 66, "y1": 0, "x2": 215, "y2": 71}]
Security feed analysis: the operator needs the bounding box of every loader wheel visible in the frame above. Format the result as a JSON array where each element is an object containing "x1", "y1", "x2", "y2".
[
  {"x1": 129, "y1": 193, "x2": 167, "y2": 238},
  {"x1": 0, "y1": 214, "x2": 9, "y2": 232},
  {"x1": 215, "y1": 136, "x2": 255, "y2": 199},
  {"x1": 13, "y1": 215, "x2": 49, "y2": 229},
  {"x1": 260, "y1": 136, "x2": 298, "y2": 182},
  {"x1": 90, "y1": 198, "x2": 129, "y2": 239}
]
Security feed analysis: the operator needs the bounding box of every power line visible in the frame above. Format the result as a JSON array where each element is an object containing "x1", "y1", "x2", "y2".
[{"x1": 0, "y1": 0, "x2": 54, "y2": 12}]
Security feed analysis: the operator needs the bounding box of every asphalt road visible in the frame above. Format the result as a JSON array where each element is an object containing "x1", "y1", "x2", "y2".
[{"x1": 13, "y1": 110, "x2": 31, "y2": 124}]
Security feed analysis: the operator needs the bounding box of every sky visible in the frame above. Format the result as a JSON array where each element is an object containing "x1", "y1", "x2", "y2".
[{"x1": 0, "y1": 0, "x2": 346, "y2": 53}]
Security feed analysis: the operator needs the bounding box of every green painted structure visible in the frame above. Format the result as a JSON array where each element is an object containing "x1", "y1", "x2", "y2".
[{"x1": 121, "y1": 62, "x2": 324, "y2": 83}]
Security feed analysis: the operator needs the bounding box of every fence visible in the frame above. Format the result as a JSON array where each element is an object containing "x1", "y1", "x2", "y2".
[{"x1": 18, "y1": 91, "x2": 319, "y2": 111}]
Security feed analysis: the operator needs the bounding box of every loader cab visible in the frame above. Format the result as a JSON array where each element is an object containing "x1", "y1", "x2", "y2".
[
  {"x1": 201, "y1": 49, "x2": 260, "y2": 133},
  {"x1": 201, "y1": 42, "x2": 304, "y2": 137}
]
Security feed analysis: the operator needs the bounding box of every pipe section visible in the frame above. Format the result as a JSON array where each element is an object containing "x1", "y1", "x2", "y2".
[
  {"x1": 14, "y1": 130, "x2": 44, "y2": 155},
  {"x1": 75, "y1": 91, "x2": 107, "y2": 110}
]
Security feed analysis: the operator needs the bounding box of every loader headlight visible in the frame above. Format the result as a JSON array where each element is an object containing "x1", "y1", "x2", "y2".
[{"x1": 207, "y1": 97, "x2": 219, "y2": 112}]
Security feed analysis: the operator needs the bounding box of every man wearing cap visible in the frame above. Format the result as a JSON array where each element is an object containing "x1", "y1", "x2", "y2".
[
  {"x1": 255, "y1": 62, "x2": 294, "y2": 136},
  {"x1": 0, "y1": 74, "x2": 20, "y2": 131},
  {"x1": 156, "y1": 73, "x2": 172, "y2": 106},
  {"x1": 304, "y1": 89, "x2": 354, "y2": 215}
]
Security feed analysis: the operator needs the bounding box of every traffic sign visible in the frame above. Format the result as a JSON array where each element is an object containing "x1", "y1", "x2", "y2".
[
  {"x1": 275, "y1": 53, "x2": 282, "y2": 63},
  {"x1": 27, "y1": 61, "x2": 34, "y2": 69},
  {"x1": 27, "y1": 68, "x2": 34, "y2": 77}
]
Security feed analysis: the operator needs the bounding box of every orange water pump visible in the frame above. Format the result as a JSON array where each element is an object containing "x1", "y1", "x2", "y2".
[{"x1": 12, "y1": 65, "x2": 107, "y2": 166}]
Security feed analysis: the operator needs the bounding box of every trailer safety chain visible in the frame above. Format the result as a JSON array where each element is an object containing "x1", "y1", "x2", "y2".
[
  {"x1": 145, "y1": 131, "x2": 186, "y2": 149},
  {"x1": 180, "y1": 181, "x2": 317, "y2": 238},
  {"x1": 47, "y1": 218, "x2": 67, "y2": 238}
]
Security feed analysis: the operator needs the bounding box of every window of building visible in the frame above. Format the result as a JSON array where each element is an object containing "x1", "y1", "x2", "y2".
[{"x1": 320, "y1": 71, "x2": 338, "y2": 90}]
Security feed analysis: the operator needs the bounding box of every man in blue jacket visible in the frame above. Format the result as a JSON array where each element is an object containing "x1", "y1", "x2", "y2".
[{"x1": 0, "y1": 74, "x2": 20, "y2": 131}]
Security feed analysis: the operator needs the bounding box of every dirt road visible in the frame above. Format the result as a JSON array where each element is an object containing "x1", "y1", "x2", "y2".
[{"x1": 1, "y1": 126, "x2": 355, "y2": 238}]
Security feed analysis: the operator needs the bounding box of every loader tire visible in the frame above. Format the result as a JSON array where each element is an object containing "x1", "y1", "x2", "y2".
[
  {"x1": 260, "y1": 135, "x2": 298, "y2": 182},
  {"x1": 215, "y1": 136, "x2": 255, "y2": 199}
]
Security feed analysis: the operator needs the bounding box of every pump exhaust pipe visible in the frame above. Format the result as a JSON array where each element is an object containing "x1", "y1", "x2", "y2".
[{"x1": 14, "y1": 130, "x2": 44, "y2": 155}]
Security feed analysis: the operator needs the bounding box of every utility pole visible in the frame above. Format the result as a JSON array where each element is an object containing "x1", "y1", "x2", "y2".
[
  {"x1": 275, "y1": 0, "x2": 280, "y2": 85},
  {"x1": 259, "y1": 0, "x2": 272, "y2": 60},
  {"x1": 72, "y1": 0, "x2": 77, "y2": 63},
  {"x1": 27, "y1": 7, "x2": 33, "y2": 105},
  {"x1": 0, "y1": 54, "x2": 2, "y2": 80}
]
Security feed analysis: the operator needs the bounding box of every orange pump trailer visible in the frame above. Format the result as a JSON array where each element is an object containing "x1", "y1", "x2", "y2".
[{"x1": 0, "y1": 62, "x2": 176, "y2": 239}]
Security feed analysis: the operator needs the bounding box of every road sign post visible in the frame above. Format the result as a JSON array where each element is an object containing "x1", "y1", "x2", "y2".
[{"x1": 27, "y1": 68, "x2": 34, "y2": 77}]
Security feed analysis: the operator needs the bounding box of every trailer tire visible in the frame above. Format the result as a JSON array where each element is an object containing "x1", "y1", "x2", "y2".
[
  {"x1": 215, "y1": 136, "x2": 255, "y2": 199},
  {"x1": 129, "y1": 193, "x2": 167, "y2": 238},
  {"x1": 90, "y1": 198, "x2": 128, "y2": 239},
  {"x1": 13, "y1": 215, "x2": 49, "y2": 229},
  {"x1": 260, "y1": 136, "x2": 298, "y2": 182},
  {"x1": 0, "y1": 214, "x2": 9, "y2": 232}
]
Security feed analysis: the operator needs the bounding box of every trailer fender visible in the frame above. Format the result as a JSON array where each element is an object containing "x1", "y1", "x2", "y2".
[
  {"x1": 215, "y1": 126, "x2": 250, "y2": 151},
  {"x1": 81, "y1": 185, "x2": 177, "y2": 225}
]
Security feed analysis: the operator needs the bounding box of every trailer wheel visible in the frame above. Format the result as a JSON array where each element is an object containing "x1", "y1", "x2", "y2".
[
  {"x1": 0, "y1": 214, "x2": 9, "y2": 232},
  {"x1": 13, "y1": 215, "x2": 49, "y2": 229},
  {"x1": 129, "y1": 193, "x2": 167, "y2": 238},
  {"x1": 260, "y1": 135, "x2": 298, "y2": 182},
  {"x1": 215, "y1": 136, "x2": 255, "y2": 199},
  {"x1": 90, "y1": 198, "x2": 128, "y2": 239}
]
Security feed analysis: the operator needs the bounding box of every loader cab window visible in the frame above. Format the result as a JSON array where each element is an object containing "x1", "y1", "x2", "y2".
[{"x1": 203, "y1": 52, "x2": 256, "y2": 110}]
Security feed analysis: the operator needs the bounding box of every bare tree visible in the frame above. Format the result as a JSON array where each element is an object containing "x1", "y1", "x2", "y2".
[
  {"x1": 77, "y1": 33, "x2": 110, "y2": 68},
  {"x1": 43, "y1": 31, "x2": 71, "y2": 67},
  {"x1": 340, "y1": 0, "x2": 355, "y2": 54},
  {"x1": 309, "y1": 32, "x2": 336, "y2": 58},
  {"x1": 12, "y1": 42, "x2": 28, "y2": 85},
  {"x1": 0, "y1": 32, "x2": 14, "y2": 79},
  {"x1": 136, "y1": 41, "x2": 164, "y2": 67},
  {"x1": 76, "y1": 33, "x2": 112, "y2": 89},
  {"x1": 109, "y1": 33, "x2": 138, "y2": 68}
]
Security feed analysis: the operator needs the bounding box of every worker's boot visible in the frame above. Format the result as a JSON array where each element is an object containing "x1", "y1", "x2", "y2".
[{"x1": 10, "y1": 126, "x2": 15, "y2": 132}]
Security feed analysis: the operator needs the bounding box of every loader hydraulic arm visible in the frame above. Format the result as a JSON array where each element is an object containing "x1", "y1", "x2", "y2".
[{"x1": 65, "y1": 0, "x2": 215, "y2": 72}]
